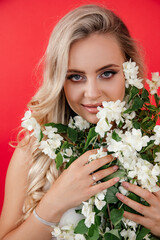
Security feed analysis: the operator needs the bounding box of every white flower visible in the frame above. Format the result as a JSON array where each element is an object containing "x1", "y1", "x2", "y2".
[
  {"x1": 123, "y1": 119, "x2": 133, "y2": 130},
  {"x1": 88, "y1": 147, "x2": 107, "y2": 162},
  {"x1": 96, "y1": 100, "x2": 126, "y2": 125},
  {"x1": 107, "y1": 138, "x2": 124, "y2": 153},
  {"x1": 95, "y1": 118, "x2": 112, "y2": 137},
  {"x1": 82, "y1": 202, "x2": 93, "y2": 217},
  {"x1": 95, "y1": 189, "x2": 107, "y2": 200},
  {"x1": 43, "y1": 126, "x2": 58, "y2": 138},
  {"x1": 123, "y1": 59, "x2": 143, "y2": 89},
  {"x1": 143, "y1": 234, "x2": 151, "y2": 240},
  {"x1": 94, "y1": 197, "x2": 106, "y2": 210},
  {"x1": 120, "y1": 228, "x2": 136, "y2": 240},
  {"x1": 65, "y1": 148, "x2": 73, "y2": 157},
  {"x1": 39, "y1": 140, "x2": 57, "y2": 159},
  {"x1": 146, "y1": 72, "x2": 160, "y2": 95},
  {"x1": 151, "y1": 125, "x2": 160, "y2": 145},
  {"x1": 21, "y1": 110, "x2": 41, "y2": 140},
  {"x1": 74, "y1": 116, "x2": 90, "y2": 130},
  {"x1": 123, "y1": 129, "x2": 150, "y2": 152},
  {"x1": 154, "y1": 152, "x2": 160, "y2": 163},
  {"x1": 51, "y1": 226, "x2": 61, "y2": 237},
  {"x1": 84, "y1": 212, "x2": 95, "y2": 228},
  {"x1": 75, "y1": 234, "x2": 86, "y2": 240},
  {"x1": 122, "y1": 217, "x2": 137, "y2": 231},
  {"x1": 119, "y1": 186, "x2": 128, "y2": 195},
  {"x1": 123, "y1": 59, "x2": 139, "y2": 79},
  {"x1": 68, "y1": 117, "x2": 76, "y2": 129}
]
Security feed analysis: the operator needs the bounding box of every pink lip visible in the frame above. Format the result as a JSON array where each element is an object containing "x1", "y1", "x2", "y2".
[{"x1": 82, "y1": 103, "x2": 102, "y2": 114}]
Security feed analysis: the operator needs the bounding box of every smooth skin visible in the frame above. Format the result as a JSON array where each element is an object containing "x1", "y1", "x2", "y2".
[{"x1": 0, "y1": 33, "x2": 160, "y2": 239}]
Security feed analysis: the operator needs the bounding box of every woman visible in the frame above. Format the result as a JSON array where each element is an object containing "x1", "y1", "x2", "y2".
[{"x1": 0, "y1": 4, "x2": 160, "y2": 240}]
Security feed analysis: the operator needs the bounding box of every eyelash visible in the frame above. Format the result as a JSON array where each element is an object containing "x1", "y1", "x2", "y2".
[{"x1": 66, "y1": 70, "x2": 117, "y2": 82}]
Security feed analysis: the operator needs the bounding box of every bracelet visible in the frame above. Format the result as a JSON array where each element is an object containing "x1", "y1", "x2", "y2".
[{"x1": 33, "y1": 209, "x2": 57, "y2": 227}]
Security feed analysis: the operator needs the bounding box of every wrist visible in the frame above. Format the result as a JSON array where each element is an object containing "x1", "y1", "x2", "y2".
[{"x1": 36, "y1": 190, "x2": 66, "y2": 223}]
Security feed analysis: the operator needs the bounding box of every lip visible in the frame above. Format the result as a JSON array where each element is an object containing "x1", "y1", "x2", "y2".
[{"x1": 82, "y1": 103, "x2": 102, "y2": 114}]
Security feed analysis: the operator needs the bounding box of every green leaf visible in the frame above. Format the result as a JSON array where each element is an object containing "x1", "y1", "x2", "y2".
[
  {"x1": 136, "y1": 227, "x2": 150, "y2": 240},
  {"x1": 132, "y1": 120, "x2": 141, "y2": 129},
  {"x1": 67, "y1": 127, "x2": 77, "y2": 142},
  {"x1": 142, "y1": 116, "x2": 151, "y2": 123},
  {"x1": 110, "y1": 208, "x2": 124, "y2": 226},
  {"x1": 65, "y1": 156, "x2": 77, "y2": 169},
  {"x1": 129, "y1": 86, "x2": 139, "y2": 102},
  {"x1": 84, "y1": 127, "x2": 98, "y2": 149},
  {"x1": 104, "y1": 229, "x2": 120, "y2": 240},
  {"x1": 105, "y1": 186, "x2": 119, "y2": 203},
  {"x1": 141, "y1": 120, "x2": 156, "y2": 130},
  {"x1": 55, "y1": 152, "x2": 63, "y2": 169},
  {"x1": 44, "y1": 123, "x2": 67, "y2": 133},
  {"x1": 123, "y1": 108, "x2": 134, "y2": 114},
  {"x1": 112, "y1": 131, "x2": 122, "y2": 142},
  {"x1": 118, "y1": 121, "x2": 123, "y2": 128},
  {"x1": 88, "y1": 225, "x2": 99, "y2": 239},
  {"x1": 95, "y1": 215, "x2": 101, "y2": 226},
  {"x1": 132, "y1": 96, "x2": 144, "y2": 111},
  {"x1": 102, "y1": 169, "x2": 126, "y2": 181},
  {"x1": 142, "y1": 88, "x2": 149, "y2": 99},
  {"x1": 146, "y1": 104, "x2": 158, "y2": 112},
  {"x1": 74, "y1": 219, "x2": 88, "y2": 234},
  {"x1": 140, "y1": 140, "x2": 155, "y2": 153},
  {"x1": 39, "y1": 130, "x2": 44, "y2": 141},
  {"x1": 60, "y1": 141, "x2": 69, "y2": 150},
  {"x1": 154, "y1": 93, "x2": 160, "y2": 107}
]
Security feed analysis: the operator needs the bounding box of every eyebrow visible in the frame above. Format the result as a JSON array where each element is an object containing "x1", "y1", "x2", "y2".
[{"x1": 67, "y1": 64, "x2": 120, "y2": 74}]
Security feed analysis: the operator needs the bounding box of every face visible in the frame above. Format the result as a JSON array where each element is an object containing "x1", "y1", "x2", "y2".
[{"x1": 64, "y1": 33, "x2": 126, "y2": 124}]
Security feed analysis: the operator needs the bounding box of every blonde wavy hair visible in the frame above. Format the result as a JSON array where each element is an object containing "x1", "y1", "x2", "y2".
[{"x1": 20, "y1": 4, "x2": 145, "y2": 222}]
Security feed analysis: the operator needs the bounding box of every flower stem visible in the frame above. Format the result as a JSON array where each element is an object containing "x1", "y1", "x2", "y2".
[{"x1": 107, "y1": 203, "x2": 113, "y2": 230}]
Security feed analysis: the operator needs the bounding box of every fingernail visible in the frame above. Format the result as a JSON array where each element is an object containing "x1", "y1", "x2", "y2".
[
  {"x1": 122, "y1": 182, "x2": 130, "y2": 189},
  {"x1": 113, "y1": 165, "x2": 118, "y2": 171},
  {"x1": 114, "y1": 177, "x2": 120, "y2": 182},
  {"x1": 116, "y1": 192, "x2": 124, "y2": 200}
]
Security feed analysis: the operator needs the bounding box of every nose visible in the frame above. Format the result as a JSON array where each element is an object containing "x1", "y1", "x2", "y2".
[{"x1": 84, "y1": 77, "x2": 101, "y2": 99}]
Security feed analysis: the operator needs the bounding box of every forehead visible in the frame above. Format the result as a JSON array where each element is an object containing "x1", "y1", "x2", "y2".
[{"x1": 68, "y1": 33, "x2": 125, "y2": 69}]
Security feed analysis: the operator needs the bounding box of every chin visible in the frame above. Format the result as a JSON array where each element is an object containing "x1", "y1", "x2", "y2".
[{"x1": 84, "y1": 115, "x2": 99, "y2": 124}]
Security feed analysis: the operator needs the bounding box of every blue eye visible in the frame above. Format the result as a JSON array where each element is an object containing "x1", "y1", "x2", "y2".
[
  {"x1": 101, "y1": 71, "x2": 116, "y2": 79},
  {"x1": 66, "y1": 74, "x2": 82, "y2": 81}
]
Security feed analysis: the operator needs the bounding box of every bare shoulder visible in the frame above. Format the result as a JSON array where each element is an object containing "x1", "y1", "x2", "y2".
[{"x1": 0, "y1": 137, "x2": 35, "y2": 238}]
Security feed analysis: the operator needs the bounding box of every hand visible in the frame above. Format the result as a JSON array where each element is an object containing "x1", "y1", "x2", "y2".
[
  {"x1": 46, "y1": 149, "x2": 119, "y2": 220},
  {"x1": 116, "y1": 182, "x2": 160, "y2": 237}
]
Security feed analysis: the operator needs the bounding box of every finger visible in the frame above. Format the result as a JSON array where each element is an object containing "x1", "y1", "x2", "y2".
[
  {"x1": 76, "y1": 149, "x2": 100, "y2": 166},
  {"x1": 90, "y1": 177, "x2": 120, "y2": 197},
  {"x1": 121, "y1": 182, "x2": 158, "y2": 206},
  {"x1": 90, "y1": 165, "x2": 119, "y2": 184},
  {"x1": 85, "y1": 155, "x2": 114, "y2": 173},
  {"x1": 116, "y1": 192, "x2": 150, "y2": 217},
  {"x1": 123, "y1": 211, "x2": 153, "y2": 230},
  {"x1": 153, "y1": 189, "x2": 160, "y2": 199}
]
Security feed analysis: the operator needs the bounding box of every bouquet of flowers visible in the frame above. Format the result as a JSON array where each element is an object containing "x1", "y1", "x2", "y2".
[{"x1": 22, "y1": 60, "x2": 160, "y2": 240}]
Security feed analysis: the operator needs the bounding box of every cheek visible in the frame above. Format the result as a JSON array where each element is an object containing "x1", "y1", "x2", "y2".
[
  {"x1": 103, "y1": 76, "x2": 125, "y2": 101},
  {"x1": 64, "y1": 82, "x2": 81, "y2": 106}
]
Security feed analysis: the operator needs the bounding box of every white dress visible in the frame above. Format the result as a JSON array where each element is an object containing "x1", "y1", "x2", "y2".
[{"x1": 50, "y1": 207, "x2": 84, "y2": 240}]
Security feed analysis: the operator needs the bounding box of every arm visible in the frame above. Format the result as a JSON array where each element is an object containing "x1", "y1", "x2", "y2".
[
  {"x1": 0, "y1": 144, "x2": 119, "y2": 240},
  {"x1": 0, "y1": 141, "x2": 56, "y2": 240}
]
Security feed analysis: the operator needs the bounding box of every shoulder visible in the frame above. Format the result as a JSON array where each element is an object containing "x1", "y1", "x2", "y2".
[{"x1": 0, "y1": 136, "x2": 35, "y2": 238}]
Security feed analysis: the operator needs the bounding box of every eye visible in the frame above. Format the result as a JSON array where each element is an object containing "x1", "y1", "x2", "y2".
[
  {"x1": 66, "y1": 74, "x2": 83, "y2": 82},
  {"x1": 101, "y1": 70, "x2": 117, "y2": 79}
]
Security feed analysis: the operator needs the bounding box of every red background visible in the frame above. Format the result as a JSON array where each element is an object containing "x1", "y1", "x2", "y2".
[{"x1": 0, "y1": 0, "x2": 160, "y2": 214}]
